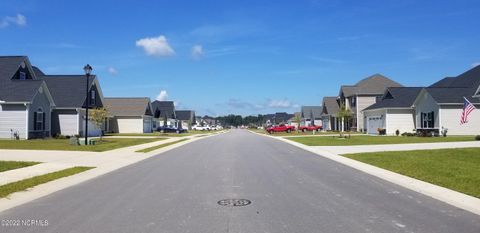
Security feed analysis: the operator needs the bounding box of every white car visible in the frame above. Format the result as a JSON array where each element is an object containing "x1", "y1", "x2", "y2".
[{"x1": 192, "y1": 125, "x2": 210, "y2": 131}]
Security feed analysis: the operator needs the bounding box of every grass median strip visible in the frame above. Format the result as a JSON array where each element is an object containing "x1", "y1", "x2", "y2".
[
  {"x1": 342, "y1": 148, "x2": 480, "y2": 198},
  {"x1": 136, "y1": 139, "x2": 189, "y2": 153},
  {"x1": 0, "y1": 161, "x2": 40, "y2": 173},
  {"x1": 288, "y1": 135, "x2": 475, "y2": 146},
  {"x1": 0, "y1": 138, "x2": 163, "y2": 152},
  {"x1": 0, "y1": 166, "x2": 94, "y2": 198}
]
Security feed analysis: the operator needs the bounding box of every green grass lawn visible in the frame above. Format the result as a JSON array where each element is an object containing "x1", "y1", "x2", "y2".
[
  {"x1": 0, "y1": 161, "x2": 40, "y2": 173},
  {"x1": 0, "y1": 166, "x2": 93, "y2": 198},
  {"x1": 136, "y1": 139, "x2": 189, "y2": 153},
  {"x1": 343, "y1": 148, "x2": 480, "y2": 198},
  {"x1": 249, "y1": 129, "x2": 362, "y2": 136},
  {"x1": 0, "y1": 138, "x2": 164, "y2": 152},
  {"x1": 288, "y1": 135, "x2": 475, "y2": 146}
]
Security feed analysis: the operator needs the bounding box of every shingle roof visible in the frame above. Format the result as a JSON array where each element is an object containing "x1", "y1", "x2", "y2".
[
  {"x1": 321, "y1": 97, "x2": 339, "y2": 116},
  {"x1": 425, "y1": 87, "x2": 478, "y2": 104},
  {"x1": 104, "y1": 97, "x2": 152, "y2": 117},
  {"x1": 429, "y1": 65, "x2": 480, "y2": 88},
  {"x1": 32, "y1": 66, "x2": 45, "y2": 76},
  {"x1": 175, "y1": 110, "x2": 195, "y2": 121},
  {"x1": 364, "y1": 87, "x2": 423, "y2": 111},
  {"x1": 0, "y1": 56, "x2": 44, "y2": 102},
  {"x1": 301, "y1": 106, "x2": 322, "y2": 119},
  {"x1": 43, "y1": 75, "x2": 96, "y2": 108},
  {"x1": 151, "y1": 100, "x2": 175, "y2": 119},
  {"x1": 340, "y1": 74, "x2": 403, "y2": 97}
]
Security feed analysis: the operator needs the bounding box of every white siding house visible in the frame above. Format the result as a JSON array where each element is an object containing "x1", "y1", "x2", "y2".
[{"x1": 104, "y1": 97, "x2": 154, "y2": 134}]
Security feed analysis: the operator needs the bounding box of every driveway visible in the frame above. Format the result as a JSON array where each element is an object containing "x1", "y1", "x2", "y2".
[{"x1": 0, "y1": 130, "x2": 479, "y2": 233}]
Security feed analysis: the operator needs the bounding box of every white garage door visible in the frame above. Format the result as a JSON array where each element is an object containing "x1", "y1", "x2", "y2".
[
  {"x1": 367, "y1": 116, "x2": 382, "y2": 134},
  {"x1": 143, "y1": 118, "x2": 152, "y2": 133}
]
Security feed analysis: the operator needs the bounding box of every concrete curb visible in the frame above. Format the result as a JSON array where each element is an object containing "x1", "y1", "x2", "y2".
[
  {"x1": 250, "y1": 130, "x2": 480, "y2": 216},
  {"x1": 0, "y1": 132, "x2": 223, "y2": 213}
]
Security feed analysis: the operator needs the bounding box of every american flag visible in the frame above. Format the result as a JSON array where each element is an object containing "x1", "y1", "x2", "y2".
[{"x1": 460, "y1": 97, "x2": 476, "y2": 124}]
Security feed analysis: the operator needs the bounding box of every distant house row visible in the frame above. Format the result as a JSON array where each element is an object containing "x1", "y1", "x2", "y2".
[
  {"x1": 0, "y1": 56, "x2": 196, "y2": 139},
  {"x1": 308, "y1": 66, "x2": 480, "y2": 135}
]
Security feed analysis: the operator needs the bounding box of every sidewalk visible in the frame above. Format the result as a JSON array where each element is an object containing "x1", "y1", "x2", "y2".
[
  {"x1": 313, "y1": 141, "x2": 480, "y2": 154},
  {"x1": 0, "y1": 131, "x2": 224, "y2": 213}
]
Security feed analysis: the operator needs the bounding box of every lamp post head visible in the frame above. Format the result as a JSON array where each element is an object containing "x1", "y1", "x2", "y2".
[{"x1": 83, "y1": 64, "x2": 93, "y2": 76}]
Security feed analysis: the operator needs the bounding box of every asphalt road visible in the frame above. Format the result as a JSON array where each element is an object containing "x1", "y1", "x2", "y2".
[{"x1": 1, "y1": 130, "x2": 479, "y2": 233}]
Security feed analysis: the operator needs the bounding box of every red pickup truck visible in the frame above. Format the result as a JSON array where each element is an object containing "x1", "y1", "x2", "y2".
[
  {"x1": 298, "y1": 125, "x2": 322, "y2": 132},
  {"x1": 266, "y1": 124, "x2": 296, "y2": 134}
]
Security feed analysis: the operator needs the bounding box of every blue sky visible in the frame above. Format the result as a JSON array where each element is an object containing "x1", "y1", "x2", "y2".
[{"x1": 1, "y1": 0, "x2": 480, "y2": 116}]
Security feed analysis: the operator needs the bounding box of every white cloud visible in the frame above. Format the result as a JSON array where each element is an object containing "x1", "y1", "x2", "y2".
[
  {"x1": 0, "y1": 14, "x2": 26, "y2": 28},
  {"x1": 191, "y1": 45, "x2": 204, "y2": 59},
  {"x1": 107, "y1": 67, "x2": 118, "y2": 75},
  {"x1": 268, "y1": 99, "x2": 297, "y2": 108},
  {"x1": 136, "y1": 35, "x2": 175, "y2": 57},
  {"x1": 156, "y1": 90, "x2": 168, "y2": 101},
  {"x1": 472, "y1": 62, "x2": 480, "y2": 68}
]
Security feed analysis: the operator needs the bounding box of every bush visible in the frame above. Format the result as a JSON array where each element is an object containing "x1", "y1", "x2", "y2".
[
  {"x1": 475, "y1": 135, "x2": 480, "y2": 140},
  {"x1": 401, "y1": 132, "x2": 415, "y2": 137},
  {"x1": 395, "y1": 129, "x2": 400, "y2": 136}
]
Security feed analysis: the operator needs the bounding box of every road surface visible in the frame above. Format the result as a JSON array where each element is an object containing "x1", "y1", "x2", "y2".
[{"x1": 1, "y1": 130, "x2": 479, "y2": 232}]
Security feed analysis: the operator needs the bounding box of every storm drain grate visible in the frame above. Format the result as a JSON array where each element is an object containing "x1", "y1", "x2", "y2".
[{"x1": 218, "y1": 199, "x2": 251, "y2": 207}]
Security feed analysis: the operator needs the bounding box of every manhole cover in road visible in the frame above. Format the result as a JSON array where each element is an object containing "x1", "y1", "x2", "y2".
[{"x1": 217, "y1": 199, "x2": 251, "y2": 207}]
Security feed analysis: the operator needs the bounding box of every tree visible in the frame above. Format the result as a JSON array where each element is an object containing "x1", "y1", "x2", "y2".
[
  {"x1": 336, "y1": 103, "x2": 352, "y2": 136},
  {"x1": 293, "y1": 114, "x2": 302, "y2": 132},
  {"x1": 90, "y1": 107, "x2": 108, "y2": 140}
]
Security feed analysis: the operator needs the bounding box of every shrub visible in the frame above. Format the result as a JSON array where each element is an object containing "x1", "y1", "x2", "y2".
[
  {"x1": 395, "y1": 129, "x2": 400, "y2": 136},
  {"x1": 475, "y1": 135, "x2": 480, "y2": 141},
  {"x1": 401, "y1": 132, "x2": 415, "y2": 137}
]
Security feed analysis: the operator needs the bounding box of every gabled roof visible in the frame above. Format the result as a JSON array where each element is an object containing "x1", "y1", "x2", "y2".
[
  {"x1": 104, "y1": 97, "x2": 153, "y2": 117},
  {"x1": 175, "y1": 110, "x2": 195, "y2": 121},
  {"x1": 429, "y1": 65, "x2": 480, "y2": 88},
  {"x1": 340, "y1": 74, "x2": 403, "y2": 97},
  {"x1": 0, "y1": 56, "x2": 45, "y2": 103},
  {"x1": 151, "y1": 100, "x2": 175, "y2": 119},
  {"x1": 363, "y1": 87, "x2": 423, "y2": 111},
  {"x1": 42, "y1": 75, "x2": 99, "y2": 108},
  {"x1": 301, "y1": 106, "x2": 322, "y2": 119},
  {"x1": 321, "y1": 96, "x2": 339, "y2": 116},
  {"x1": 425, "y1": 87, "x2": 478, "y2": 104}
]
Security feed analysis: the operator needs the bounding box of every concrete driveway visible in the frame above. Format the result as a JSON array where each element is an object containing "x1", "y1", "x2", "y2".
[{"x1": 0, "y1": 130, "x2": 479, "y2": 233}]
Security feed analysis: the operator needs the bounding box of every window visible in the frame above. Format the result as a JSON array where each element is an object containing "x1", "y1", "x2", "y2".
[
  {"x1": 90, "y1": 90, "x2": 96, "y2": 105},
  {"x1": 351, "y1": 97, "x2": 356, "y2": 107},
  {"x1": 34, "y1": 109, "x2": 45, "y2": 131},
  {"x1": 421, "y1": 111, "x2": 435, "y2": 128},
  {"x1": 19, "y1": 71, "x2": 26, "y2": 80}
]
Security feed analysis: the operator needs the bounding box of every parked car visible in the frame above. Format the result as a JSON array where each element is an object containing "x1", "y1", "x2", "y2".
[
  {"x1": 266, "y1": 124, "x2": 296, "y2": 134},
  {"x1": 157, "y1": 126, "x2": 187, "y2": 134},
  {"x1": 192, "y1": 125, "x2": 211, "y2": 131},
  {"x1": 298, "y1": 125, "x2": 322, "y2": 132}
]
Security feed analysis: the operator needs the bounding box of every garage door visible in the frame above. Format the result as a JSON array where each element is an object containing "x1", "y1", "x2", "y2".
[
  {"x1": 367, "y1": 116, "x2": 382, "y2": 134},
  {"x1": 143, "y1": 118, "x2": 152, "y2": 133}
]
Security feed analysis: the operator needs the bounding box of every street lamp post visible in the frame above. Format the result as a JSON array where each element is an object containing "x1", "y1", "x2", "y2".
[{"x1": 83, "y1": 64, "x2": 92, "y2": 145}]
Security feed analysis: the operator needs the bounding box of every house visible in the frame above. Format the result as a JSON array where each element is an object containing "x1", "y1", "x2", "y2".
[
  {"x1": 42, "y1": 73, "x2": 105, "y2": 137},
  {"x1": 175, "y1": 110, "x2": 196, "y2": 130},
  {"x1": 151, "y1": 100, "x2": 177, "y2": 128},
  {"x1": 412, "y1": 65, "x2": 480, "y2": 135},
  {"x1": 321, "y1": 97, "x2": 340, "y2": 131},
  {"x1": 338, "y1": 74, "x2": 402, "y2": 131},
  {"x1": 287, "y1": 112, "x2": 301, "y2": 127},
  {"x1": 273, "y1": 112, "x2": 293, "y2": 124},
  {"x1": 104, "y1": 97, "x2": 154, "y2": 134},
  {"x1": 300, "y1": 106, "x2": 322, "y2": 127},
  {"x1": 0, "y1": 56, "x2": 55, "y2": 139},
  {"x1": 363, "y1": 87, "x2": 422, "y2": 135}
]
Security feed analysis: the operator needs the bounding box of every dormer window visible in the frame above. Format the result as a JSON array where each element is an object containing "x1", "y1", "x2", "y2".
[
  {"x1": 19, "y1": 71, "x2": 26, "y2": 80},
  {"x1": 90, "y1": 90, "x2": 96, "y2": 105}
]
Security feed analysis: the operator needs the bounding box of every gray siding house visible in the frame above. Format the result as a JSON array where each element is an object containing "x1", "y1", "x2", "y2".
[
  {"x1": 42, "y1": 74, "x2": 105, "y2": 137},
  {"x1": 0, "y1": 56, "x2": 55, "y2": 139},
  {"x1": 338, "y1": 74, "x2": 402, "y2": 132},
  {"x1": 105, "y1": 97, "x2": 154, "y2": 134},
  {"x1": 151, "y1": 100, "x2": 177, "y2": 128},
  {"x1": 321, "y1": 97, "x2": 340, "y2": 131},
  {"x1": 300, "y1": 106, "x2": 322, "y2": 127}
]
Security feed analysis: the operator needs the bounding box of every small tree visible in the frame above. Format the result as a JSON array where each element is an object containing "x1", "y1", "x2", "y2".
[
  {"x1": 336, "y1": 104, "x2": 352, "y2": 137},
  {"x1": 90, "y1": 107, "x2": 108, "y2": 140},
  {"x1": 293, "y1": 114, "x2": 302, "y2": 133}
]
